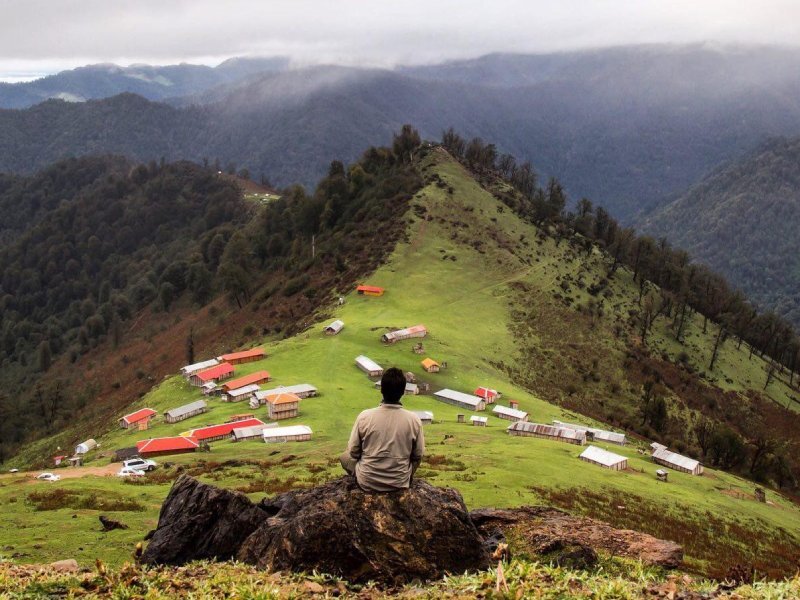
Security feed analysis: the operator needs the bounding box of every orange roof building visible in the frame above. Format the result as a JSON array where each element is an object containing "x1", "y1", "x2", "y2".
[
  {"x1": 190, "y1": 362, "x2": 234, "y2": 386},
  {"x1": 266, "y1": 392, "x2": 300, "y2": 420},
  {"x1": 119, "y1": 408, "x2": 157, "y2": 429},
  {"x1": 421, "y1": 358, "x2": 440, "y2": 373},
  {"x1": 222, "y1": 370, "x2": 271, "y2": 392},
  {"x1": 218, "y1": 348, "x2": 266, "y2": 365},
  {"x1": 357, "y1": 285, "x2": 384, "y2": 297}
]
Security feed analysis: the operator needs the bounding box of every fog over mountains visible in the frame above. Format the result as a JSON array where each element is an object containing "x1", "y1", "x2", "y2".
[{"x1": 2, "y1": 43, "x2": 800, "y2": 225}]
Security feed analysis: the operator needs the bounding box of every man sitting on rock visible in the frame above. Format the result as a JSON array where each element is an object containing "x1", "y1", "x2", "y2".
[{"x1": 340, "y1": 367, "x2": 425, "y2": 492}]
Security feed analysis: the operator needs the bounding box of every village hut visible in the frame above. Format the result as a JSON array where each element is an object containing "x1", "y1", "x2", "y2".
[
  {"x1": 413, "y1": 411, "x2": 434, "y2": 424},
  {"x1": 227, "y1": 413, "x2": 255, "y2": 423},
  {"x1": 506, "y1": 422, "x2": 586, "y2": 445},
  {"x1": 381, "y1": 325, "x2": 427, "y2": 344},
  {"x1": 421, "y1": 358, "x2": 440, "y2": 373},
  {"x1": 222, "y1": 371, "x2": 271, "y2": 393},
  {"x1": 651, "y1": 446, "x2": 704, "y2": 475},
  {"x1": 75, "y1": 439, "x2": 98, "y2": 454},
  {"x1": 201, "y1": 382, "x2": 219, "y2": 396},
  {"x1": 164, "y1": 400, "x2": 208, "y2": 424},
  {"x1": 262, "y1": 425, "x2": 313, "y2": 443},
  {"x1": 579, "y1": 445, "x2": 628, "y2": 471},
  {"x1": 355, "y1": 355, "x2": 384, "y2": 377},
  {"x1": 474, "y1": 387, "x2": 499, "y2": 403},
  {"x1": 217, "y1": 348, "x2": 266, "y2": 365},
  {"x1": 356, "y1": 285, "x2": 384, "y2": 297},
  {"x1": 190, "y1": 362, "x2": 234, "y2": 387},
  {"x1": 136, "y1": 436, "x2": 200, "y2": 458},
  {"x1": 119, "y1": 408, "x2": 157, "y2": 430},
  {"x1": 222, "y1": 383, "x2": 261, "y2": 402},
  {"x1": 180, "y1": 358, "x2": 219, "y2": 378},
  {"x1": 231, "y1": 422, "x2": 278, "y2": 442},
  {"x1": 114, "y1": 447, "x2": 139, "y2": 462},
  {"x1": 324, "y1": 320, "x2": 344, "y2": 335},
  {"x1": 267, "y1": 393, "x2": 301, "y2": 420},
  {"x1": 433, "y1": 389, "x2": 486, "y2": 411},
  {"x1": 553, "y1": 420, "x2": 626, "y2": 445},
  {"x1": 470, "y1": 416, "x2": 488, "y2": 427},
  {"x1": 53, "y1": 455, "x2": 66, "y2": 466},
  {"x1": 492, "y1": 405, "x2": 529, "y2": 422},
  {"x1": 254, "y1": 384, "x2": 317, "y2": 404},
  {"x1": 186, "y1": 418, "x2": 265, "y2": 443}
]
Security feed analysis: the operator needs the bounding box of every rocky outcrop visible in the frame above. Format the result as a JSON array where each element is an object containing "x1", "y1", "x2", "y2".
[
  {"x1": 470, "y1": 507, "x2": 683, "y2": 569},
  {"x1": 141, "y1": 474, "x2": 265, "y2": 564}
]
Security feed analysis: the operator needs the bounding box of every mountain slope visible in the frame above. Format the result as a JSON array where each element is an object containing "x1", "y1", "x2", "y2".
[
  {"x1": 639, "y1": 137, "x2": 800, "y2": 325},
  {"x1": 4, "y1": 146, "x2": 798, "y2": 578},
  {"x1": 3, "y1": 45, "x2": 800, "y2": 220}
]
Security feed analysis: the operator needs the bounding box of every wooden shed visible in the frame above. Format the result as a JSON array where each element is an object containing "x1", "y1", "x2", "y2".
[
  {"x1": 222, "y1": 384, "x2": 261, "y2": 402},
  {"x1": 255, "y1": 384, "x2": 317, "y2": 403},
  {"x1": 180, "y1": 358, "x2": 219, "y2": 378},
  {"x1": 506, "y1": 422, "x2": 586, "y2": 445},
  {"x1": 231, "y1": 422, "x2": 278, "y2": 442},
  {"x1": 222, "y1": 371, "x2": 271, "y2": 393},
  {"x1": 267, "y1": 393, "x2": 300, "y2": 420},
  {"x1": 474, "y1": 387, "x2": 499, "y2": 404},
  {"x1": 357, "y1": 285, "x2": 384, "y2": 297},
  {"x1": 187, "y1": 418, "x2": 265, "y2": 443},
  {"x1": 433, "y1": 388, "x2": 486, "y2": 411},
  {"x1": 553, "y1": 420, "x2": 626, "y2": 446},
  {"x1": 381, "y1": 325, "x2": 427, "y2": 344},
  {"x1": 492, "y1": 405, "x2": 528, "y2": 422},
  {"x1": 651, "y1": 446, "x2": 704, "y2": 475},
  {"x1": 218, "y1": 348, "x2": 266, "y2": 365},
  {"x1": 262, "y1": 425, "x2": 313, "y2": 443},
  {"x1": 413, "y1": 411, "x2": 434, "y2": 424},
  {"x1": 119, "y1": 408, "x2": 157, "y2": 429},
  {"x1": 470, "y1": 416, "x2": 488, "y2": 427},
  {"x1": 164, "y1": 400, "x2": 208, "y2": 424},
  {"x1": 355, "y1": 355, "x2": 384, "y2": 377},
  {"x1": 324, "y1": 320, "x2": 344, "y2": 335},
  {"x1": 190, "y1": 362, "x2": 234, "y2": 387},
  {"x1": 421, "y1": 358, "x2": 440, "y2": 373},
  {"x1": 579, "y1": 445, "x2": 628, "y2": 471}
]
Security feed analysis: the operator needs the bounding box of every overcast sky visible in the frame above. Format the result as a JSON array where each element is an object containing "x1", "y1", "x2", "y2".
[{"x1": 1, "y1": 0, "x2": 799, "y2": 82}]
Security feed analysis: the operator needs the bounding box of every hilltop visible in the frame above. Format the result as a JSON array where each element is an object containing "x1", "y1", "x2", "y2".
[
  {"x1": 639, "y1": 136, "x2": 800, "y2": 326},
  {"x1": 2, "y1": 141, "x2": 799, "y2": 583}
]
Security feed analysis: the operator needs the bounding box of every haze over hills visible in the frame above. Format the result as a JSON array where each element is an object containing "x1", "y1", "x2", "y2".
[
  {"x1": 639, "y1": 136, "x2": 800, "y2": 326},
  {"x1": 2, "y1": 44, "x2": 800, "y2": 221}
]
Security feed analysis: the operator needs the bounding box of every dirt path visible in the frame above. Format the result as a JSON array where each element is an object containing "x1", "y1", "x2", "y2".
[{"x1": 2, "y1": 464, "x2": 119, "y2": 481}]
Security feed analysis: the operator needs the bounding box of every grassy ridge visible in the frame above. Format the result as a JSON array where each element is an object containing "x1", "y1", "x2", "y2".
[{"x1": 1, "y1": 149, "x2": 798, "y2": 578}]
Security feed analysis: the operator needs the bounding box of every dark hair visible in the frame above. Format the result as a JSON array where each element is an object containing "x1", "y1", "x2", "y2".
[{"x1": 381, "y1": 367, "x2": 406, "y2": 404}]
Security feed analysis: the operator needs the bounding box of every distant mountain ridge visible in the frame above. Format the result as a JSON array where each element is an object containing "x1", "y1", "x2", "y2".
[
  {"x1": 2, "y1": 44, "x2": 800, "y2": 221},
  {"x1": 638, "y1": 136, "x2": 800, "y2": 325}
]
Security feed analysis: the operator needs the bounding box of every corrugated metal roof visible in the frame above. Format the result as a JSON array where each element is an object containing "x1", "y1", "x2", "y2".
[
  {"x1": 508, "y1": 422, "x2": 586, "y2": 441},
  {"x1": 181, "y1": 359, "x2": 219, "y2": 375},
  {"x1": 579, "y1": 445, "x2": 627, "y2": 467},
  {"x1": 255, "y1": 384, "x2": 317, "y2": 400},
  {"x1": 223, "y1": 371, "x2": 270, "y2": 391},
  {"x1": 355, "y1": 355, "x2": 383, "y2": 373},
  {"x1": 325, "y1": 320, "x2": 344, "y2": 332},
  {"x1": 196, "y1": 362, "x2": 234, "y2": 382},
  {"x1": 218, "y1": 348, "x2": 265, "y2": 362},
  {"x1": 413, "y1": 411, "x2": 434, "y2": 421},
  {"x1": 493, "y1": 405, "x2": 527, "y2": 419},
  {"x1": 188, "y1": 418, "x2": 265, "y2": 441},
  {"x1": 266, "y1": 392, "x2": 300, "y2": 405},
  {"x1": 553, "y1": 420, "x2": 626, "y2": 445},
  {"x1": 470, "y1": 416, "x2": 488, "y2": 423},
  {"x1": 434, "y1": 389, "x2": 483, "y2": 408},
  {"x1": 262, "y1": 425, "x2": 313, "y2": 438},
  {"x1": 121, "y1": 408, "x2": 156, "y2": 424},
  {"x1": 475, "y1": 387, "x2": 498, "y2": 399},
  {"x1": 225, "y1": 384, "x2": 261, "y2": 398},
  {"x1": 231, "y1": 423, "x2": 278, "y2": 439},
  {"x1": 652, "y1": 447, "x2": 701, "y2": 472},
  {"x1": 137, "y1": 436, "x2": 199, "y2": 453},
  {"x1": 164, "y1": 400, "x2": 207, "y2": 419},
  {"x1": 382, "y1": 325, "x2": 427, "y2": 341}
]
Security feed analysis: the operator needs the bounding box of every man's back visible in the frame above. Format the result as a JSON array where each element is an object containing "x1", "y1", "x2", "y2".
[{"x1": 345, "y1": 403, "x2": 424, "y2": 492}]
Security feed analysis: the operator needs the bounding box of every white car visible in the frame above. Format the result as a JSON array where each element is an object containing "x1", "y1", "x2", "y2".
[
  {"x1": 8, "y1": 468, "x2": 19, "y2": 473},
  {"x1": 36, "y1": 472, "x2": 60, "y2": 482},
  {"x1": 116, "y1": 466, "x2": 146, "y2": 477},
  {"x1": 122, "y1": 458, "x2": 157, "y2": 472}
]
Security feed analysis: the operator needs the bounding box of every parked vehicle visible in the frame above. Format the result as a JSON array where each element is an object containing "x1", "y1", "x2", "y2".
[
  {"x1": 8, "y1": 468, "x2": 18, "y2": 473},
  {"x1": 122, "y1": 458, "x2": 157, "y2": 472},
  {"x1": 116, "y1": 466, "x2": 146, "y2": 477},
  {"x1": 36, "y1": 472, "x2": 60, "y2": 482}
]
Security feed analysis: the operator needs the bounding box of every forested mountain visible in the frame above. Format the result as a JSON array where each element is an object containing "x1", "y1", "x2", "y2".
[
  {"x1": 2, "y1": 44, "x2": 800, "y2": 221},
  {"x1": 639, "y1": 137, "x2": 800, "y2": 326},
  {"x1": 0, "y1": 57, "x2": 289, "y2": 109}
]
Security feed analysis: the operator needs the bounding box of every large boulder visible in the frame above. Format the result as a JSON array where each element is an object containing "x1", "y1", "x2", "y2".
[
  {"x1": 141, "y1": 474, "x2": 266, "y2": 564},
  {"x1": 142, "y1": 475, "x2": 490, "y2": 583},
  {"x1": 470, "y1": 506, "x2": 683, "y2": 569},
  {"x1": 238, "y1": 476, "x2": 490, "y2": 583}
]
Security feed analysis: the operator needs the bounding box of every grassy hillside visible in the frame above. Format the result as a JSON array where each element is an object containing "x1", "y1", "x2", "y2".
[{"x1": 3, "y1": 148, "x2": 799, "y2": 580}]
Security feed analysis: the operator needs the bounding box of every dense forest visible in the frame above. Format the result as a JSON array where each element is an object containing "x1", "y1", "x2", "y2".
[
  {"x1": 0, "y1": 134, "x2": 422, "y2": 462},
  {"x1": 639, "y1": 136, "x2": 800, "y2": 326}
]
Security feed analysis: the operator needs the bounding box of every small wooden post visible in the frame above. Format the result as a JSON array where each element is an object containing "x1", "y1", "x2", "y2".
[{"x1": 509, "y1": 400, "x2": 519, "y2": 410}]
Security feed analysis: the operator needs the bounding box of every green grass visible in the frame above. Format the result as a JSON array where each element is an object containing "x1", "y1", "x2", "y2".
[{"x1": 2, "y1": 149, "x2": 798, "y2": 576}]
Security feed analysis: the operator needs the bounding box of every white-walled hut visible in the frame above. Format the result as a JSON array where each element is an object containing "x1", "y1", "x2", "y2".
[
  {"x1": 413, "y1": 411, "x2": 434, "y2": 424},
  {"x1": 222, "y1": 383, "x2": 261, "y2": 402},
  {"x1": 75, "y1": 439, "x2": 98, "y2": 455},
  {"x1": 164, "y1": 400, "x2": 208, "y2": 424},
  {"x1": 231, "y1": 422, "x2": 278, "y2": 442},
  {"x1": 180, "y1": 359, "x2": 219, "y2": 378},
  {"x1": 651, "y1": 446, "x2": 704, "y2": 475},
  {"x1": 255, "y1": 384, "x2": 318, "y2": 404},
  {"x1": 262, "y1": 425, "x2": 313, "y2": 443},
  {"x1": 579, "y1": 445, "x2": 628, "y2": 471},
  {"x1": 470, "y1": 415, "x2": 488, "y2": 427},
  {"x1": 492, "y1": 405, "x2": 528, "y2": 422},
  {"x1": 355, "y1": 355, "x2": 384, "y2": 377},
  {"x1": 553, "y1": 420, "x2": 626, "y2": 446},
  {"x1": 381, "y1": 325, "x2": 427, "y2": 344},
  {"x1": 507, "y1": 422, "x2": 586, "y2": 445},
  {"x1": 324, "y1": 320, "x2": 344, "y2": 335},
  {"x1": 433, "y1": 388, "x2": 486, "y2": 411}
]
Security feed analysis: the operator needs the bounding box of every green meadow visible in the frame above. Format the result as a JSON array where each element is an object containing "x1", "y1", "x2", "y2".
[{"x1": 1, "y1": 150, "x2": 798, "y2": 577}]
